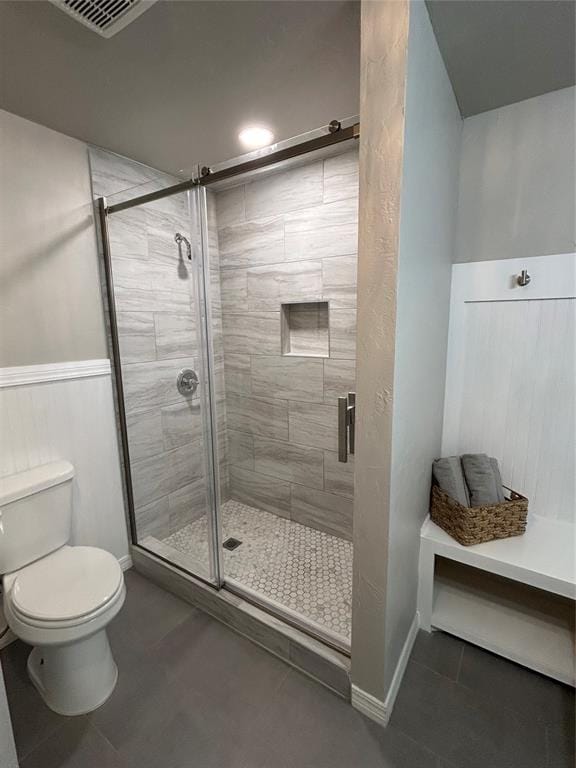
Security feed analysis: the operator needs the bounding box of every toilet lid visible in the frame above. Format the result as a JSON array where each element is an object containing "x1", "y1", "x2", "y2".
[{"x1": 11, "y1": 546, "x2": 123, "y2": 623}]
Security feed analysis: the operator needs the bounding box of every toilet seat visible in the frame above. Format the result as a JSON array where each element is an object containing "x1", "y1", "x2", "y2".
[{"x1": 8, "y1": 545, "x2": 123, "y2": 629}]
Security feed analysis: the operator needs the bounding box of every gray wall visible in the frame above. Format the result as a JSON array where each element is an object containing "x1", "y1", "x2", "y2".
[
  {"x1": 351, "y1": 0, "x2": 409, "y2": 700},
  {"x1": 215, "y1": 151, "x2": 358, "y2": 540},
  {"x1": 386, "y1": 0, "x2": 462, "y2": 691},
  {"x1": 455, "y1": 86, "x2": 576, "y2": 263},
  {"x1": 0, "y1": 109, "x2": 107, "y2": 367}
]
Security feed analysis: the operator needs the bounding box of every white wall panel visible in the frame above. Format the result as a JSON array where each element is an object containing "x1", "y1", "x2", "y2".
[
  {"x1": 0, "y1": 360, "x2": 129, "y2": 560},
  {"x1": 442, "y1": 254, "x2": 576, "y2": 523}
]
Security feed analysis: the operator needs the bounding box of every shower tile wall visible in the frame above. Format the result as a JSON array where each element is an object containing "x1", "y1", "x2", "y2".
[
  {"x1": 214, "y1": 150, "x2": 358, "y2": 540},
  {"x1": 89, "y1": 148, "x2": 227, "y2": 543}
]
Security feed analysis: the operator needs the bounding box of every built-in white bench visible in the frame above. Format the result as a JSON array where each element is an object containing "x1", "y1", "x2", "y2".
[
  {"x1": 418, "y1": 515, "x2": 575, "y2": 685},
  {"x1": 418, "y1": 254, "x2": 576, "y2": 686}
]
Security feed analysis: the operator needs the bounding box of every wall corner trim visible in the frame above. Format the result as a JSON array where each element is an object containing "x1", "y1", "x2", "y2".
[
  {"x1": 351, "y1": 612, "x2": 420, "y2": 726},
  {"x1": 0, "y1": 359, "x2": 111, "y2": 388}
]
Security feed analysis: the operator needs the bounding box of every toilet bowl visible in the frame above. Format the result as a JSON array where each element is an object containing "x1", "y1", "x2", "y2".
[{"x1": 0, "y1": 461, "x2": 125, "y2": 715}]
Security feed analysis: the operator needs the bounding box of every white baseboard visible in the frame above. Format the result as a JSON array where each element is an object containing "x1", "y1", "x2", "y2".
[
  {"x1": 119, "y1": 554, "x2": 133, "y2": 571},
  {"x1": 351, "y1": 612, "x2": 420, "y2": 726},
  {"x1": 351, "y1": 684, "x2": 388, "y2": 725}
]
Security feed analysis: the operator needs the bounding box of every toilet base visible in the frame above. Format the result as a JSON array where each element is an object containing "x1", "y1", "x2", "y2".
[{"x1": 27, "y1": 629, "x2": 118, "y2": 716}]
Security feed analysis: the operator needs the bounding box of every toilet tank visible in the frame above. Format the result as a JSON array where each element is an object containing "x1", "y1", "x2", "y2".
[{"x1": 0, "y1": 461, "x2": 74, "y2": 575}]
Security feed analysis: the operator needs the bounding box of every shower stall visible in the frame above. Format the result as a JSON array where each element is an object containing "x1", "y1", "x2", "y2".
[{"x1": 91, "y1": 122, "x2": 359, "y2": 651}]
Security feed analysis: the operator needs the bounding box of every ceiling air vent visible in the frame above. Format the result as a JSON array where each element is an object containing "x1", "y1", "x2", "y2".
[{"x1": 49, "y1": 0, "x2": 158, "y2": 38}]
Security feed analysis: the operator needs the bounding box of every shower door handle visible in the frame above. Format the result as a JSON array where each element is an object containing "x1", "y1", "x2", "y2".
[{"x1": 338, "y1": 392, "x2": 356, "y2": 463}]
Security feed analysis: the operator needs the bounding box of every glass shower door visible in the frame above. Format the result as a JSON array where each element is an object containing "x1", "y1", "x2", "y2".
[{"x1": 98, "y1": 179, "x2": 221, "y2": 585}]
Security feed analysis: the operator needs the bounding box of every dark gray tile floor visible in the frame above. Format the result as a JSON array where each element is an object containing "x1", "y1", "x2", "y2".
[{"x1": 1, "y1": 570, "x2": 573, "y2": 768}]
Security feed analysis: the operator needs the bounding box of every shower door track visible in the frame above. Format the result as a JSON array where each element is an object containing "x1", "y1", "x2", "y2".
[{"x1": 105, "y1": 120, "x2": 360, "y2": 215}]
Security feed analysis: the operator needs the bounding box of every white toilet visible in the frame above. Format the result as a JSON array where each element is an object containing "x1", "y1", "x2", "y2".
[{"x1": 0, "y1": 460, "x2": 125, "y2": 716}]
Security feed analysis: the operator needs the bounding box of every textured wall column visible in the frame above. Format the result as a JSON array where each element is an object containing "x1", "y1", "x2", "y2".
[{"x1": 351, "y1": 0, "x2": 410, "y2": 701}]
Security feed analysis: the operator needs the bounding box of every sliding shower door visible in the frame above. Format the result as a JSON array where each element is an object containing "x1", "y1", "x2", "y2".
[
  {"x1": 93, "y1": 126, "x2": 358, "y2": 649},
  {"x1": 202, "y1": 140, "x2": 359, "y2": 649},
  {"x1": 94, "y1": 167, "x2": 221, "y2": 585}
]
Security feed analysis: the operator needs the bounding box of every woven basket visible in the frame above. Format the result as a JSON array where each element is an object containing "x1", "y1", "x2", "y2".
[{"x1": 430, "y1": 485, "x2": 528, "y2": 546}]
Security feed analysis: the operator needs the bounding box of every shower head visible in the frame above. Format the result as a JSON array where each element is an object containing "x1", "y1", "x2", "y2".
[{"x1": 174, "y1": 232, "x2": 192, "y2": 260}]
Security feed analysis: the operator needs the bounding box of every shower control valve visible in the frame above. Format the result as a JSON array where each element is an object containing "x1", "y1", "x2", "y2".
[{"x1": 177, "y1": 369, "x2": 199, "y2": 397}]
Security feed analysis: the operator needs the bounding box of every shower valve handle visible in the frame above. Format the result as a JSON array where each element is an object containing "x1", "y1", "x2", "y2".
[{"x1": 177, "y1": 369, "x2": 199, "y2": 396}]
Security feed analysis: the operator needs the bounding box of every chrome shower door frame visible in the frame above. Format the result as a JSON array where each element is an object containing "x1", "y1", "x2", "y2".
[{"x1": 97, "y1": 189, "x2": 224, "y2": 589}]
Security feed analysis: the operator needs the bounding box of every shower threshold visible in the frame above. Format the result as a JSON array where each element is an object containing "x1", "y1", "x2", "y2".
[{"x1": 143, "y1": 500, "x2": 352, "y2": 650}]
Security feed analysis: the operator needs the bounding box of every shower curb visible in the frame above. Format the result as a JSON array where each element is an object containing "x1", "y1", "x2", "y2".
[{"x1": 131, "y1": 547, "x2": 351, "y2": 699}]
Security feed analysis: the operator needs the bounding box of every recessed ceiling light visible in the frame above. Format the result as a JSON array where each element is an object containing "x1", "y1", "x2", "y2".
[{"x1": 238, "y1": 125, "x2": 274, "y2": 150}]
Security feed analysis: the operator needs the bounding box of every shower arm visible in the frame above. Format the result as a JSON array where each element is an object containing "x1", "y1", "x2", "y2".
[{"x1": 174, "y1": 232, "x2": 192, "y2": 260}]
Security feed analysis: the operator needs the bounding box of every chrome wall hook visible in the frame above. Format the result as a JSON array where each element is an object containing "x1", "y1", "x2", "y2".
[{"x1": 517, "y1": 269, "x2": 531, "y2": 287}]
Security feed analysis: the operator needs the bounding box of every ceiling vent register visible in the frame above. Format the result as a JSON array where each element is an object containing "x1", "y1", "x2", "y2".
[{"x1": 49, "y1": 0, "x2": 158, "y2": 38}]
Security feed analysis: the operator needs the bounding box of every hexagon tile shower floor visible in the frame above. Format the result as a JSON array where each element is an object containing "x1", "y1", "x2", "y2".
[{"x1": 162, "y1": 500, "x2": 352, "y2": 641}]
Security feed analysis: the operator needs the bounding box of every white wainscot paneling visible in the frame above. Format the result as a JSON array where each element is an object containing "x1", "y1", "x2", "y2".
[
  {"x1": 0, "y1": 360, "x2": 129, "y2": 561},
  {"x1": 442, "y1": 254, "x2": 576, "y2": 524}
]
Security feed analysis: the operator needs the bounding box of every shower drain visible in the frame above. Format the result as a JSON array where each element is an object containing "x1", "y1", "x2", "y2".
[{"x1": 223, "y1": 537, "x2": 242, "y2": 551}]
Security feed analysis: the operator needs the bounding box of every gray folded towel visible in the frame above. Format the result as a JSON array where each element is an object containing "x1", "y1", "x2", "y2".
[
  {"x1": 461, "y1": 453, "x2": 503, "y2": 507},
  {"x1": 489, "y1": 457, "x2": 506, "y2": 503},
  {"x1": 433, "y1": 457, "x2": 470, "y2": 507}
]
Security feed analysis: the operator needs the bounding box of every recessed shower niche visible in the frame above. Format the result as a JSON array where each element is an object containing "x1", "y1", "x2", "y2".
[{"x1": 281, "y1": 301, "x2": 330, "y2": 357}]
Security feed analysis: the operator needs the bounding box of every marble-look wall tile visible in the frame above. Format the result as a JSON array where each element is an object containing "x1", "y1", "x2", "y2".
[
  {"x1": 224, "y1": 353, "x2": 251, "y2": 395},
  {"x1": 219, "y1": 217, "x2": 284, "y2": 268},
  {"x1": 154, "y1": 312, "x2": 196, "y2": 360},
  {"x1": 290, "y1": 484, "x2": 353, "y2": 540},
  {"x1": 247, "y1": 261, "x2": 322, "y2": 311},
  {"x1": 244, "y1": 161, "x2": 323, "y2": 219},
  {"x1": 228, "y1": 429, "x2": 255, "y2": 470},
  {"x1": 147, "y1": 213, "x2": 190, "y2": 266},
  {"x1": 323, "y1": 359, "x2": 356, "y2": 403},
  {"x1": 329, "y1": 310, "x2": 357, "y2": 359},
  {"x1": 285, "y1": 198, "x2": 358, "y2": 261},
  {"x1": 89, "y1": 146, "x2": 176, "y2": 199},
  {"x1": 323, "y1": 150, "x2": 360, "y2": 204},
  {"x1": 112, "y1": 256, "x2": 192, "y2": 313},
  {"x1": 122, "y1": 358, "x2": 195, "y2": 414},
  {"x1": 220, "y1": 268, "x2": 248, "y2": 312},
  {"x1": 213, "y1": 152, "x2": 359, "y2": 538},
  {"x1": 169, "y1": 478, "x2": 208, "y2": 532},
  {"x1": 161, "y1": 399, "x2": 204, "y2": 449},
  {"x1": 108, "y1": 207, "x2": 148, "y2": 260},
  {"x1": 323, "y1": 451, "x2": 354, "y2": 499},
  {"x1": 229, "y1": 466, "x2": 291, "y2": 518},
  {"x1": 322, "y1": 255, "x2": 358, "y2": 309},
  {"x1": 288, "y1": 401, "x2": 338, "y2": 451},
  {"x1": 215, "y1": 185, "x2": 245, "y2": 228},
  {"x1": 117, "y1": 312, "x2": 156, "y2": 363},
  {"x1": 222, "y1": 312, "x2": 281, "y2": 356},
  {"x1": 134, "y1": 495, "x2": 170, "y2": 540},
  {"x1": 126, "y1": 408, "x2": 163, "y2": 462},
  {"x1": 251, "y1": 356, "x2": 324, "y2": 403},
  {"x1": 253, "y1": 437, "x2": 323, "y2": 489},
  {"x1": 130, "y1": 441, "x2": 204, "y2": 507},
  {"x1": 227, "y1": 393, "x2": 288, "y2": 440}
]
